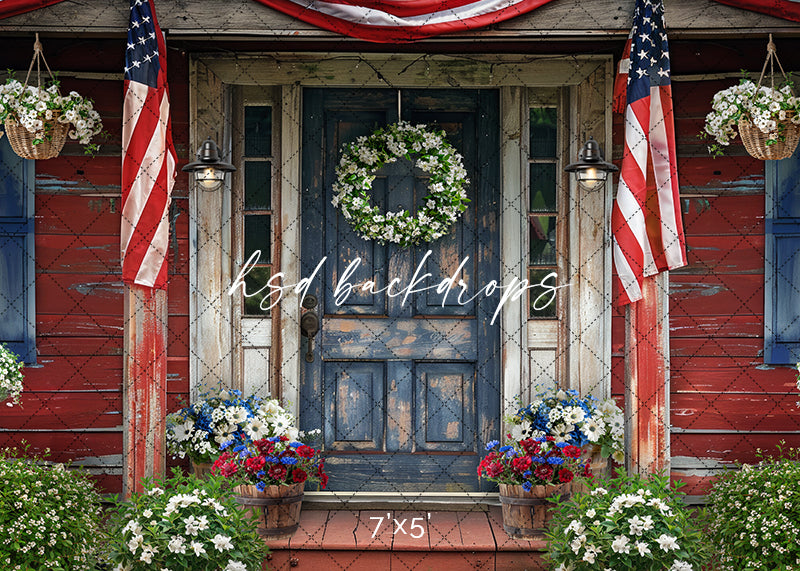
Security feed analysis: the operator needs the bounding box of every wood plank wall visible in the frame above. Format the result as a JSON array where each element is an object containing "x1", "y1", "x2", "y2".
[{"x1": 0, "y1": 39, "x2": 191, "y2": 493}]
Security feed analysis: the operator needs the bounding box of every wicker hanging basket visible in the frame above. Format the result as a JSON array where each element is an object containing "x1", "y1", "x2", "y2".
[
  {"x1": 738, "y1": 34, "x2": 800, "y2": 161},
  {"x1": 5, "y1": 34, "x2": 68, "y2": 160}
]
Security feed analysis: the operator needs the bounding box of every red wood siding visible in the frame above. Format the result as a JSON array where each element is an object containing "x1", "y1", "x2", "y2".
[
  {"x1": 669, "y1": 78, "x2": 797, "y2": 496},
  {"x1": 0, "y1": 39, "x2": 191, "y2": 494}
]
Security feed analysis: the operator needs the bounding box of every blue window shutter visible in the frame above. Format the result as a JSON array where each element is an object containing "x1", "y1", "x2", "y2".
[
  {"x1": 0, "y1": 136, "x2": 35, "y2": 364},
  {"x1": 765, "y1": 148, "x2": 800, "y2": 365}
]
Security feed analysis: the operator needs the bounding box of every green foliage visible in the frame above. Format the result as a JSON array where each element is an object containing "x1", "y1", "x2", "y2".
[
  {"x1": 704, "y1": 444, "x2": 800, "y2": 570},
  {"x1": 106, "y1": 469, "x2": 268, "y2": 571},
  {"x1": 0, "y1": 342, "x2": 24, "y2": 406},
  {"x1": 0, "y1": 445, "x2": 103, "y2": 570},
  {"x1": 546, "y1": 469, "x2": 709, "y2": 571}
]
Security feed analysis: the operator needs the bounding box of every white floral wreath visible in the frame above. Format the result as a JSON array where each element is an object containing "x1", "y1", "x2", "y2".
[{"x1": 332, "y1": 121, "x2": 469, "y2": 247}]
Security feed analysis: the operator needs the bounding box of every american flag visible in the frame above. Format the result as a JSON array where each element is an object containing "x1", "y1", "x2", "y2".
[
  {"x1": 252, "y1": 0, "x2": 556, "y2": 42},
  {"x1": 611, "y1": 0, "x2": 686, "y2": 306},
  {"x1": 121, "y1": 0, "x2": 176, "y2": 289}
]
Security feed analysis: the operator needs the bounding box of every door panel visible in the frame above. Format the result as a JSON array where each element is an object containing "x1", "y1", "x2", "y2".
[{"x1": 300, "y1": 88, "x2": 500, "y2": 492}]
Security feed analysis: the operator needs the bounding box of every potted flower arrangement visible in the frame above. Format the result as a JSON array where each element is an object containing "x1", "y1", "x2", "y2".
[
  {"x1": 478, "y1": 436, "x2": 590, "y2": 540},
  {"x1": 0, "y1": 342, "x2": 24, "y2": 407},
  {"x1": 546, "y1": 470, "x2": 709, "y2": 571},
  {"x1": 165, "y1": 388, "x2": 314, "y2": 475},
  {"x1": 0, "y1": 78, "x2": 103, "y2": 159},
  {"x1": 0, "y1": 445, "x2": 103, "y2": 570},
  {"x1": 107, "y1": 469, "x2": 267, "y2": 571},
  {"x1": 704, "y1": 444, "x2": 800, "y2": 570},
  {"x1": 508, "y1": 386, "x2": 625, "y2": 466},
  {"x1": 213, "y1": 435, "x2": 328, "y2": 540},
  {"x1": 703, "y1": 78, "x2": 800, "y2": 159}
]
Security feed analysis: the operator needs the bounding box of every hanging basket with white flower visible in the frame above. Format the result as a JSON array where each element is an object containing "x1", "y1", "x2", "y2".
[
  {"x1": 0, "y1": 34, "x2": 103, "y2": 160},
  {"x1": 333, "y1": 121, "x2": 469, "y2": 248},
  {"x1": 704, "y1": 35, "x2": 800, "y2": 160}
]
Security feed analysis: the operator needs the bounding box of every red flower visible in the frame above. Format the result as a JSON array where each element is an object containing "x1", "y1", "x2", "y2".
[
  {"x1": 292, "y1": 469, "x2": 308, "y2": 483},
  {"x1": 511, "y1": 456, "x2": 532, "y2": 473},
  {"x1": 220, "y1": 462, "x2": 238, "y2": 478},
  {"x1": 268, "y1": 464, "x2": 288, "y2": 481},
  {"x1": 254, "y1": 439, "x2": 275, "y2": 455},
  {"x1": 245, "y1": 456, "x2": 265, "y2": 474},
  {"x1": 519, "y1": 439, "x2": 540, "y2": 455},
  {"x1": 533, "y1": 464, "x2": 554, "y2": 481},
  {"x1": 297, "y1": 445, "x2": 316, "y2": 458},
  {"x1": 486, "y1": 462, "x2": 504, "y2": 478},
  {"x1": 583, "y1": 462, "x2": 594, "y2": 479},
  {"x1": 320, "y1": 473, "x2": 329, "y2": 489},
  {"x1": 558, "y1": 469, "x2": 574, "y2": 483},
  {"x1": 563, "y1": 445, "x2": 581, "y2": 459}
]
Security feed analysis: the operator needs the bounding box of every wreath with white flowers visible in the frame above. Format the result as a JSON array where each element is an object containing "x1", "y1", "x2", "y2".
[{"x1": 332, "y1": 122, "x2": 469, "y2": 248}]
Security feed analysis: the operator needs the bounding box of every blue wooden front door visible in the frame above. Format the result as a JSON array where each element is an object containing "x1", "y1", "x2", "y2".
[{"x1": 300, "y1": 89, "x2": 500, "y2": 492}]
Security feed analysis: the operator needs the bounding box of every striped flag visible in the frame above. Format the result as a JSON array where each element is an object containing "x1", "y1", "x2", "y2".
[
  {"x1": 252, "y1": 0, "x2": 556, "y2": 42},
  {"x1": 611, "y1": 0, "x2": 686, "y2": 306},
  {"x1": 121, "y1": 0, "x2": 176, "y2": 289}
]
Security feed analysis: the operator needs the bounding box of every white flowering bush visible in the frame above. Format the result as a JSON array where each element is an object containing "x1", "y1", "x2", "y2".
[
  {"x1": 0, "y1": 445, "x2": 103, "y2": 570},
  {"x1": 703, "y1": 79, "x2": 800, "y2": 156},
  {"x1": 0, "y1": 343, "x2": 23, "y2": 407},
  {"x1": 704, "y1": 444, "x2": 800, "y2": 570},
  {"x1": 166, "y1": 388, "x2": 312, "y2": 464},
  {"x1": 0, "y1": 78, "x2": 103, "y2": 153},
  {"x1": 107, "y1": 470, "x2": 267, "y2": 571},
  {"x1": 507, "y1": 387, "x2": 625, "y2": 463},
  {"x1": 333, "y1": 121, "x2": 469, "y2": 247},
  {"x1": 546, "y1": 470, "x2": 709, "y2": 571}
]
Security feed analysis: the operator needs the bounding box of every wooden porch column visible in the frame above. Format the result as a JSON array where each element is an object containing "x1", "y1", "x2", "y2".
[
  {"x1": 624, "y1": 273, "x2": 670, "y2": 475},
  {"x1": 123, "y1": 285, "x2": 168, "y2": 497}
]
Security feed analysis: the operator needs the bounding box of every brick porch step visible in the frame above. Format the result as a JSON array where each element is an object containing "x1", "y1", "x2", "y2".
[{"x1": 263, "y1": 507, "x2": 547, "y2": 571}]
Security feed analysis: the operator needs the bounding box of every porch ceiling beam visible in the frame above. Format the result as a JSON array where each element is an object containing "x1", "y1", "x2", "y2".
[{"x1": 197, "y1": 53, "x2": 611, "y2": 88}]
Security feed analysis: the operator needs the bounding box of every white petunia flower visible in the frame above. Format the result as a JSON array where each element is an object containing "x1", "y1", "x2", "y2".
[{"x1": 211, "y1": 534, "x2": 234, "y2": 551}]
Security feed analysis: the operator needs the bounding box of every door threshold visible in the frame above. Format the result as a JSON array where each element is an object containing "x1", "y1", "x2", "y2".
[{"x1": 302, "y1": 491, "x2": 501, "y2": 511}]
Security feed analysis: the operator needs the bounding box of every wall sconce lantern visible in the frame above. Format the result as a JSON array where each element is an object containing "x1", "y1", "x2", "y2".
[
  {"x1": 564, "y1": 136, "x2": 618, "y2": 191},
  {"x1": 182, "y1": 137, "x2": 236, "y2": 191}
]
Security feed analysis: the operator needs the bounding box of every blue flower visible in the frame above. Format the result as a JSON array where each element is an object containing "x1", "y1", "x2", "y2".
[
  {"x1": 256, "y1": 481, "x2": 266, "y2": 492},
  {"x1": 547, "y1": 457, "x2": 564, "y2": 465},
  {"x1": 523, "y1": 470, "x2": 532, "y2": 478},
  {"x1": 555, "y1": 441, "x2": 568, "y2": 448},
  {"x1": 522, "y1": 482, "x2": 533, "y2": 492},
  {"x1": 257, "y1": 470, "x2": 266, "y2": 479},
  {"x1": 532, "y1": 456, "x2": 545, "y2": 463},
  {"x1": 499, "y1": 445, "x2": 513, "y2": 453},
  {"x1": 281, "y1": 457, "x2": 299, "y2": 465},
  {"x1": 220, "y1": 440, "x2": 235, "y2": 450},
  {"x1": 485, "y1": 440, "x2": 500, "y2": 450},
  {"x1": 233, "y1": 445, "x2": 247, "y2": 453},
  {"x1": 267, "y1": 436, "x2": 281, "y2": 443},
  {"x1": 289, "y1": 442, "x2": 302, "y2": 448}
]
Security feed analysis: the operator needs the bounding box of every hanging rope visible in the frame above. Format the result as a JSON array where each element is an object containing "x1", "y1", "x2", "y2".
[{"x1": 23, "y1": 33, "x2": 56, "y2": 90}]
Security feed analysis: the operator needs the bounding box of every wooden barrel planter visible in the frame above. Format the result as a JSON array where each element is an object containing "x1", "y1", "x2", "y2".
[
  {"x1": 572, "y1": 445, "x2": 610, "y2": 495},
  {"x1": 190, "y1": 461, "x2": 214, "y2": 478},
  {"x1": 234, "y1": 482, "x2": 304, "y2": 540},
  {"x1": 498, "y1": 482, "x2": 570, "y2": 540}
]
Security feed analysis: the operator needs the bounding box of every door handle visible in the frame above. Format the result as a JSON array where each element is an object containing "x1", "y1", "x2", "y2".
[{"x1": 300, "y1": 295, "x2": 320, "y2": 363}]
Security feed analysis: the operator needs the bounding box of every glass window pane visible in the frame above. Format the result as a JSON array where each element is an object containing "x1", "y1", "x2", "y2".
[
  {"x1": 244, "y1": 214, "x2": 271, "y2": 264},
  {"x1": 245, "y1": 106, "x2": 272, "y2": 157},
  {"x1": 529, "y1": 163, "x2": 557, "y2": 212},
  {"x1": 245, "y1": 161, "x2": 271, "y2": 210},
  {"x1": 529, "y1": 268, "x2": 558, "y2": 318},
  {"x1": 530, "y1": 215, "x2": 557, "y2": 266},
  {"x1": 244, "y1": 266, "x2": 272, "y2": 316},
  {"x1": 530, "y1": 107, "x2": 557, "y2": 158}
]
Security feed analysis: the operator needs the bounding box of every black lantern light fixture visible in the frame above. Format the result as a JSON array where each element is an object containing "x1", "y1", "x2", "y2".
[
  {"x1": 182, "y1": 137, "x2": 236, "y2": 191},
  {"x1": 564, "y1": 136, "x2": 618, "y2": 191}
]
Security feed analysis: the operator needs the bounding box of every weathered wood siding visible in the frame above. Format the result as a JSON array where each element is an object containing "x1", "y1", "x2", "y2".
[{"x1": 0, "y1": 39, "x2": 191, "y2": 494}]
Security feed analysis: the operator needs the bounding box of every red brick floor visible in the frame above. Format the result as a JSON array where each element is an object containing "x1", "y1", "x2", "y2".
[{"x1": 263, "y1": 507, "x2": 547, "y2": 571}]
